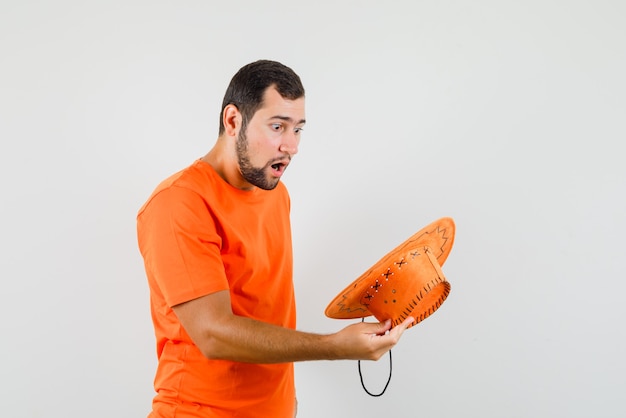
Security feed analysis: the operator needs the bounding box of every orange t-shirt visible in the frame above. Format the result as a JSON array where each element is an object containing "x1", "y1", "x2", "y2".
[{"x1": 137, "y1": 160, "x2": 296, "y2": 417}]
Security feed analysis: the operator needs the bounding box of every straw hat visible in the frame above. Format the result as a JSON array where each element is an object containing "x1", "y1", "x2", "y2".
[{"x1": 325, "y1": 217, "x2": 455, "y2": 328}]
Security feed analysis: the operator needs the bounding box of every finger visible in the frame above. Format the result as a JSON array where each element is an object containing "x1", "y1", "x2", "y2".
[
  {"x1": 388, "y1": 316, "x2": 415, "y2": 338},
  {"x1": 360, "y1": 319, "x2": 391, "y2": 336},
  {"x1": 400, "y1": 316, "x2": 415, "y2": 329},
  {"x1": 374, "y1": 319, "x2": 392, "y2": 335}
]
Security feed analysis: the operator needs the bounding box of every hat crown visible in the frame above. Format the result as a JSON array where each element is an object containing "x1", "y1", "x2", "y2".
[{"x1": 360, "y1": 245, "x2": 450, "y2": 327}]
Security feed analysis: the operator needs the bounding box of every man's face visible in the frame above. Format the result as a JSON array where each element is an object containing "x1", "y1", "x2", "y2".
[{"x1": 236, "y1": 87, "x2": 306, "y2": 190}]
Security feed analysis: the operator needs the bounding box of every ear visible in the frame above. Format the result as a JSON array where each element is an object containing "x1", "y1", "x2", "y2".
[{"x1": 222, "y1": 104, "x2": 241, "y2": 137}]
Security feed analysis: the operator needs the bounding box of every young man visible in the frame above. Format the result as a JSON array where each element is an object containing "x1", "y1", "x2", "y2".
[{"x1": 137, "y1": 60, "x2": 414, "y2": 417}]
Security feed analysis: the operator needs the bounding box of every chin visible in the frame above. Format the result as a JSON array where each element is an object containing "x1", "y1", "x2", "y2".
[{"x1": 260, "y1": 180, "x2": 280, "y2": 191}]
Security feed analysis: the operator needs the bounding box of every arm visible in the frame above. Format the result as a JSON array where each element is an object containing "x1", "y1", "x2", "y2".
[{"x1": 172, "y1": 289, "x2": 414, "y2": 364}]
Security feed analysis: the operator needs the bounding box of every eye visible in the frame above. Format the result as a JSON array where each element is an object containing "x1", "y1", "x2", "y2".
[
  {"x1": 271, "y1": 123, "x2": 283, "y2": 131},
  {"x1": 294, "y1": 127, "x2": 303, "y2": 134}
]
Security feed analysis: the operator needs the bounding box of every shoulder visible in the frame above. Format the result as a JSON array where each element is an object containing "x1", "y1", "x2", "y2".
[{"x1": 137, "y1": 160, "x2": 221, "y2": 216}]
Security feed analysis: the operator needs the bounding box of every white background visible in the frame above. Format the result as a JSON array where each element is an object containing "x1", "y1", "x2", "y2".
[{"x1": 1, "y1": 1, "x2": 625, "y2": 417}]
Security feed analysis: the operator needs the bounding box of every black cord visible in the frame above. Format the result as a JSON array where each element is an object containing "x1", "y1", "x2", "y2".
[{"x1": 357, "y1": 319, "x2": 393, "y2": 397}]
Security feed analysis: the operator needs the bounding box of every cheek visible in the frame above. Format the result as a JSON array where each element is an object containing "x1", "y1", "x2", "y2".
[
  {"x1": 251, "y1": 132, "x2": 281, "y2": 153},
  {"x1": 243, "y1": 137, "x2": 274, "y2": 163}
]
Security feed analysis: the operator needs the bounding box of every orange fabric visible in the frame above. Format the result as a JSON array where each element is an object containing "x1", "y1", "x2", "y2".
[{"x1": 137, "y1": 160, "x2": 296, "y2": 418}]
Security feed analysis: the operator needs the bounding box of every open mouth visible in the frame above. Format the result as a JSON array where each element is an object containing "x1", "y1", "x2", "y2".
[{"x1": 270, "y1": 160, "x2": 288, "y2": 175}]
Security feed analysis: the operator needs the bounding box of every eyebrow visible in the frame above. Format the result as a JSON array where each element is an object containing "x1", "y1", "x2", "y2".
[{"x1": 270, "y1": 115, "x2": 306, "y2": 125}]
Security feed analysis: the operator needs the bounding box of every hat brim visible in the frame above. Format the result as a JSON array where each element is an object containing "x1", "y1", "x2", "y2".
[{"x1": 324, "y1": 217, "x2": 455, "y2": 320}]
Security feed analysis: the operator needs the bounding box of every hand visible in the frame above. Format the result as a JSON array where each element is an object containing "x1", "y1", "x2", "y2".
[{"x1": 332, "y1": 317, "x2": 415, "y2": 361}]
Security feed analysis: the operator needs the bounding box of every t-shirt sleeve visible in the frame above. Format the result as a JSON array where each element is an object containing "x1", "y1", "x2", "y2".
[{"x1": 137, "y1": 186, "x2": 229, "y2": 307}]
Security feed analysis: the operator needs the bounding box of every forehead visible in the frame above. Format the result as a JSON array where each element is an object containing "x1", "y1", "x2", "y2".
[{"x1": 256, "y1": 87, "x2": 305, "y2": 120}]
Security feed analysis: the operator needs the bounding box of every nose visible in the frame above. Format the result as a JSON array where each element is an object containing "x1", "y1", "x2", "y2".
[{"x1": 279, "y1": 131, "x2": 299, "y2": 156}]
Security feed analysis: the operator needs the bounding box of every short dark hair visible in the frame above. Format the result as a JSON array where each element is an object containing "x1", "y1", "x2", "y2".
[{"x1": 219, "y1": 60, "x2": 305, "y2": 135}]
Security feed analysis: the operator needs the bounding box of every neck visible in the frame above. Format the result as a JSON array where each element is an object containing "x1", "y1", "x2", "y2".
[{"x1": 201, "y1": 138, "x2": 254, "y2": 191}]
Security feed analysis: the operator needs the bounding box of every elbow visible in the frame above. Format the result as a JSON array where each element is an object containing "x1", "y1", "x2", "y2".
[
  {"x1": 196, "y1": 332, "x2": 238, "y2": 361},
  {"x1": 197, "y1": 336, "x2": 228, "y2": 360}
]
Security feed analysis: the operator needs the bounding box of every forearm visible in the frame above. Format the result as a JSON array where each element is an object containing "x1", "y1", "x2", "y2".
[
  {"x1": 172, "y1": 290, "x2": 408, "y2": 364},
  {"x1": 197, "y1": 314, "x2": 341, "y2": 363}
]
